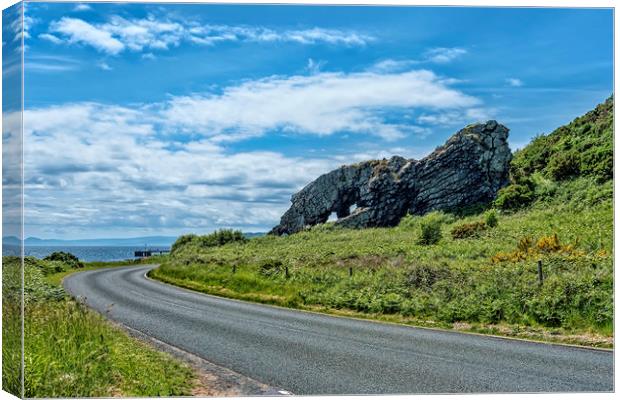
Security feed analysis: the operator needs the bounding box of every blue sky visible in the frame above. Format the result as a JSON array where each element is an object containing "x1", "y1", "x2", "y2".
[{"x1": 3, "y1": 2, "x2": 613, "y2": 239}]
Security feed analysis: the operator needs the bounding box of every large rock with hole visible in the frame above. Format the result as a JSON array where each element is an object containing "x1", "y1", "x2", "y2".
[{"x1": 270, "y1": 121, "x2": 512, "y2": 235}]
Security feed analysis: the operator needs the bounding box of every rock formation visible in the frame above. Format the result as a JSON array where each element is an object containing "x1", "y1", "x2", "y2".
[{"x1": 270, "y1": 120, "x2": 512, "y2": 235}]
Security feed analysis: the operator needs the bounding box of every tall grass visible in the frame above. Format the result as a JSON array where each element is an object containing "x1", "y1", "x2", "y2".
[
  {"x1": 2, "y1": 256, "x2": 196, "y2": 397},
  {"x1": 2, "y1": 256, "x2": 22, "y2": 397}
]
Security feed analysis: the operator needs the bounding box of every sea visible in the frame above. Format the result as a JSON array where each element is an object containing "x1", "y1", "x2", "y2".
[{"x1": 2, "y1": 245, "x2": 170, "y2": 262}]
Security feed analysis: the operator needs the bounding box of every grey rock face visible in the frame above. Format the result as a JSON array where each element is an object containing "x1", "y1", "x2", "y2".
[{"x1": 270, "y1": 121, "x2": 512, "y2": 235}]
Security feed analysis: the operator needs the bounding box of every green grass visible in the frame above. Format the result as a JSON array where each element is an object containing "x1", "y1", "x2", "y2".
[
  {"x1": 2, "y1": 256, "x2": 197, "y2": 398},
  {"x1": 152, "y1": 178, "x2": 612, "y2": 347}
]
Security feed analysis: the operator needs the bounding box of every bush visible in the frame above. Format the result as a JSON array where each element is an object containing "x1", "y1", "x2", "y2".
[
  {"x1": 493, "y1": 184, "x2": 535, "y2": 211},
  {"x1": 199, "y1": 229, "x2": 247, "y2": 248},
  {"x1": 43, "y1": 252, "x2": 84, "y2": 269},
  {"x1": 170, "y1": 234, "x2": 198, "y2": 254},
  {"x1": 484, "y1": 209, "x2": 499, "y2": 228},
  {"x1": 405, "y1": 263, "x2": 451, "y2": 291},
  {"x1": 259, "y1": 260, "x2": 284, "y2": 277},
  {"x1": 451, "y1": 221, "x2": 487, "y2": 239},
  {"x1": 417, "y1": 215, "x2": 443, "y2": 245},
  {"x1": 171, "y1": 230, "x2": 247, "y2": 253},
  {"x1": 547, "y1": 150, "x2": 581, "y2": 181}
]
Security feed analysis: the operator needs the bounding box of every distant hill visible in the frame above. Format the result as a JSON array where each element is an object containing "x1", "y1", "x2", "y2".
[
  {"x1": 3, "y1": 232, "x2": 266, "y2": 247},
  {"x1": 2, "y1": 236, "x2": 178, "y2": 247}
]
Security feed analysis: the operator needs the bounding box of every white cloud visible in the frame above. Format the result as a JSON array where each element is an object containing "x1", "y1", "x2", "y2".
[
  {"x1": 423, "y1": 47, "x2": 467, "y2": 63},
  {"x1": 101, "y1": 16, "x2": 185, "y2": 52},
  {"x1": 306, "y1": 58, "x2": 326, "y2": 74},
  {"x1": 73, "y1": 4, "x2": 92, "y2": 12},
  {"x1": 97, "y1": 62, "x2": 112, "y2": 71},
  {"x1": 38, "y1": 33, "x2": 62, "y2": 44},
  {"x1": 44, "y1": 16, "x2": 373, "y2": 55},
  {"x1": 162, "y1": 69, "x2": 480, "y2": 141},
  {"x1": 186, "y1": 24, "x2": 373, "y2": 46},
  {"x1": 9, "y1": 104, "x2": 339, "y2": 236},
  {"x1": 50, "y1": 17, "x2": 125, "y2": 55},
  {"x1": 506, "y1": 77, "x2": 524, "y2": 87},
  {"x1": 25, "y1": 54, "x2": 82, "y2": 73},
  {"x1": 370, "y1": 59, "x2": 419, "y2": 73}
]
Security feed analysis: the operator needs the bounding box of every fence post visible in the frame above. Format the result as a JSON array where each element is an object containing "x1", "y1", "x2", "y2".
[
  {"x1": 232, "y1": 264, "x2": 236, "y2": 274},
  {"x1": 285, "y1": 266, "x2": 289, "y2": 278},
  {"x1": 537, "y1": 260, "x2": 543, "y2": 285},
  {"x1": 349, "y1": 266, "x2": 353, "y2": 277}
]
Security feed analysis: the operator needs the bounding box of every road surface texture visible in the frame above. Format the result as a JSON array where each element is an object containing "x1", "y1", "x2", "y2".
[{"x1": 64, "y1": 265, "x2": 613, "y2": 395}]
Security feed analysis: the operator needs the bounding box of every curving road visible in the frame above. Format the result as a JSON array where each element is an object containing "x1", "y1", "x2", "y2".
[{"x1": 64, "y1": 265, "x2": 614, "y2": 395}]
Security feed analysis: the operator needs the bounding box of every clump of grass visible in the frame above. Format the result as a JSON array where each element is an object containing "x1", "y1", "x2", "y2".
[
  {"x1": 484, "y1": 209, "x2": 499, "y2": 228},
  {"x1": 24, "y1": 300, "x2": 193, "y2": 398},
  {"x1": 451, "y1": 221, "x2": 487, "y2": 239},
  {"x1": 403, "y1": 211, "x2": 449, "y2": 245}
]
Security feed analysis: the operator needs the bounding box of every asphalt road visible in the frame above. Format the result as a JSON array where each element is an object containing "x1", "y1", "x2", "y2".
[{"x1": 64, "y1": 265, "x2": 614, "y2": 395}]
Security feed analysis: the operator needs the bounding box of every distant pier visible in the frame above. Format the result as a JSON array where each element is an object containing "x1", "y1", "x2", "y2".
[{"x1": 134, "y1": 249, "x2": 170, "y2": 258}]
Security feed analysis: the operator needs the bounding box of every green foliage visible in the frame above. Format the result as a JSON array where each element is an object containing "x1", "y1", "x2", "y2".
[
  {"x1": 416, "y1": 212, "x2": 445, "y2": 245},
  {"x1": 493, "y1": 184, "x2": 535, "y2": 211},
  {"x1": 171, "y1": 229, "x2": 247, "y2": 254},
  {"x1": 2, "y1": 256, "x2": 196, "y2": 397},
  {"x1": 203, "y1": 229, "x2": 247, "y2": 246},
  {"x1": 547, "y1": 150, "x2": 581, "y2": 181},
  {"x1": 511, "y1": 95, "x2": 613, "y2": 183},
  {"x1": 484, "y1": 209, "x2": 499, "y2": 228},
  {"x1": 171, "y1": 234, "x2": 197, "y2": 254},
  {"x1": 2, "y1": 257, "x2": 22, "y2": 397},
  {"x1": 44, "y1": 251, "x2": 84, "y2": 269},
  {"x1": 451, "y1": 221, "x2": 487, "y2": 239},
  {"x1": 259, "y1": 259, "x2": 285, "y2": 277}
]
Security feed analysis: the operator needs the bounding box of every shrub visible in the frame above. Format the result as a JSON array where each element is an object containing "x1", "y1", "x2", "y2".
[
  {"x1": 172, "y1": 230, "x2": 247, "y2": 253},
  {"x1": 43, "y1": 252, "x2": 84, "y2": 269},
  {"x1": 547, "y1": 150, "x2": 581, "y2": 181},
  {"x1": 451, "y1": 221, "x2": 487, "y2": 239},
  {"x1": 405, "y1": 263, "x2": 451, "y2": 291},
  {"x1": 170, "y1": 234, "x2": 198, "y2": 254},
  {"x1": 484, "y1": 209, "x2": 499, "y2": 228},
  {"x1": 259, "y1": 260, "x2": 284, "y2": 277},
  {"x1": 491, "y1": 233, "x2": 584, "y2": 263},
  {"x1": 493, "y1": 184, "x2": 535, "y2": 211},
  {"x1": 416, "y1": 214, "x2": 444, "y2": 245},
  {"x1": 199, "y1": 229, "x2": 247, "y2": 248}
]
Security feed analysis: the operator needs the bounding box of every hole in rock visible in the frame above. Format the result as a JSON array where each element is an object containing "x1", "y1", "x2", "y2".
[{"x1": 327, "y1": 212, "x2": 338, "y2": 222}]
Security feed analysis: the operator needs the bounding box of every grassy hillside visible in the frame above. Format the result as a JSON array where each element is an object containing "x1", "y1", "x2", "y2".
[
  {"x1": 153, "y1": 97, "x2": 613, "y2": 347},
  {"x1": 2, "y1": 256, "x2": 197, "y2": 397}
]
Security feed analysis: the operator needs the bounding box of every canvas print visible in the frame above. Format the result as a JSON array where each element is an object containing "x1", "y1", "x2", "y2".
[{"x1": 1, "y1": 1, "x2": 614, "y2": 398}]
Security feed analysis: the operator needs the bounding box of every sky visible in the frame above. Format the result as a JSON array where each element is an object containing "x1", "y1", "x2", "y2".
[{"x1": 1, "y1": 2, "x2": 613, "y2": 239}]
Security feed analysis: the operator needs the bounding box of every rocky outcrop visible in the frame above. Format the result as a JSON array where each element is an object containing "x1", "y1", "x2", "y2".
[{"x1": 270, "y1": 121, "x2": 512, "y2": 235}]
